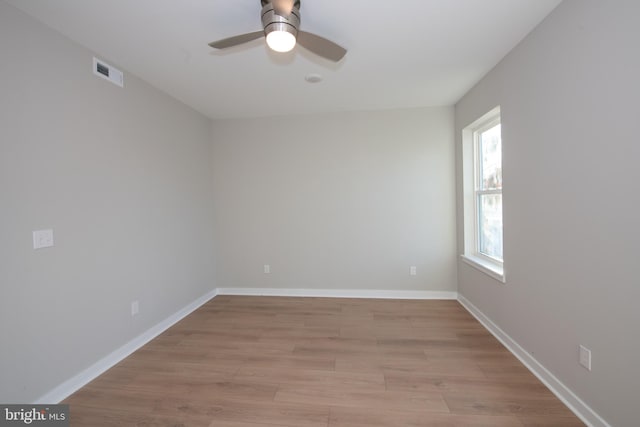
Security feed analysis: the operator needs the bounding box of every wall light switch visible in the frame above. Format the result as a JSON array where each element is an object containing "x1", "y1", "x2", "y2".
[
  {"x1": 264, "y1": 264, "x2": 271, "y2": 274},
  {"x1": 33, "y1": 229, "x2": 54, "y2": 249},
  {"x1": 410, "y1": 266, "x2": 417, "y2": 276}
]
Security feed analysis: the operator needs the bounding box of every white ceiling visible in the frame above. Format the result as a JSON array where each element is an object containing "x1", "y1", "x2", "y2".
[{"x1": 7, "y1": 0, "x2": 562, "y2": 119}]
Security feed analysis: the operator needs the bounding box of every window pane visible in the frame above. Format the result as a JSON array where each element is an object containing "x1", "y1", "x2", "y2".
[
  {"x1": 479, "y1": 124, "x2": 502, "y2": 190},
  {"x1": 478, "y1": 193, "x2": 503, "y2": 261}
]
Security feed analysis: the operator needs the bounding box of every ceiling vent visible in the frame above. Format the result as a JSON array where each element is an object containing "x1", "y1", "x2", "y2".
[{"x1": 93, "y1": 57, "x2": 123, "y2": 87}]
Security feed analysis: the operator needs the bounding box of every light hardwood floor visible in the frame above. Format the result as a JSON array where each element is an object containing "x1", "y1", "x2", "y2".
[{"x1": 64, "y1": 296, "x2": 585, "y2": 426}]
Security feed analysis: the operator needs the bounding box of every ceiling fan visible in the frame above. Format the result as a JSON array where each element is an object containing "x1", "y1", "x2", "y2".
[{"x1": 208, "y1": 0, "x2": 347, "y2": 62}]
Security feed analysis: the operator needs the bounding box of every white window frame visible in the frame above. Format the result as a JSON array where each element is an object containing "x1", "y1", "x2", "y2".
[{"x1": 461, "y1": 106, "x2": 505, "y2": 283}]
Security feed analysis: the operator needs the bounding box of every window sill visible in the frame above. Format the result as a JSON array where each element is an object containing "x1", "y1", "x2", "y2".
[{"x1": 460, "y1": 254, "x2": 505, "y2": 283}]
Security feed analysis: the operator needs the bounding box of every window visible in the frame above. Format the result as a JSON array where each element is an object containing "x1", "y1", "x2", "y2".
[{"x1": 462, "y1": 106, "x2": 504, "y2": 282}]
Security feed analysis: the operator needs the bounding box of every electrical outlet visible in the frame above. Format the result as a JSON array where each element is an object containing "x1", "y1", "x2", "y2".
[
  {"x1": 579, "y1": 345, "x2": 592, "y2": 371},
  {"x1": 33, "y1": 229, "x2": 54, "y2": 249},
  {"x1": 264, "y1": 264, "x2": 271, "y2": 274},
  {"x1": 131, "y1": 301, "x2": 140, "y2": 316},
  {"x1": 410, "y1": 266, "x2": 417, "y2": 276}
]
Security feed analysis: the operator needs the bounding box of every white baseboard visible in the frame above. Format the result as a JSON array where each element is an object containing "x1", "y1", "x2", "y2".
[
  {"x1": 457, "y1": 294, "x2": 610, "y2": 427},
  {"x1": 216, "y1": 287, "x2": 457, "y2": 300},
  {"x1": 35, "y1": 289, "x2": 218, "y2": 404}
]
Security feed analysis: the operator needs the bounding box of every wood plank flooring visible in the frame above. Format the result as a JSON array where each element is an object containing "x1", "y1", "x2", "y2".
[{"x1": 64, "y1": 296, "x2": 585, "y2": 426}]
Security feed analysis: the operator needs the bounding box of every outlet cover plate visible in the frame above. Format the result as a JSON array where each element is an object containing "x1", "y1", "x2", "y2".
[
  {"x1": 33, "y1": 229, "x2": 54, "y2": 249},
  {"x1": 579, "y1": 345, "x2": 592, "y2": 371},
  {"x1": 131, "y1": 301, "x2": 140, "y2": 316}
]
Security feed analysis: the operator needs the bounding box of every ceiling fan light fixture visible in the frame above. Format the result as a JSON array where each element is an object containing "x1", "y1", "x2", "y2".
[
  {"x1": 209, "y1": 0, "x2": 347, "y2": 62},
  {"x1": 266, "y1": 30, "x2": 296, "y2": 52}
]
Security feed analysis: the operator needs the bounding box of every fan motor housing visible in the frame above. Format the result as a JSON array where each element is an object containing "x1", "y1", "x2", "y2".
[
  {"x1": 261, "y1": 1, "x2": 301, "y2": 38},
  {"x1": 260, "y1": 0, "x2": 301, "y2": 9}
]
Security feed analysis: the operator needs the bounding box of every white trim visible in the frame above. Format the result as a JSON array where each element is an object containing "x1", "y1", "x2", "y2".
[
  {"x1": 34, "y1": 289, "x2": 218, "y2": 404},
  {"x1": 462, "y1": 105, "x2": 504, "y2": 272},
  {"x1": 460, "y1": 254, "x2": 505, "y2": 283},
  {"x1": 457, "y1": 294, "x2": 611, "y2": 427},
  {"x1": 216, "y1": 288, "x2": 457, "y2": 300}
]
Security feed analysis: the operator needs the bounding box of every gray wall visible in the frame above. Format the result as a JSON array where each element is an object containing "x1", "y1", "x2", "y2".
[
  {"x1": 455, "y1": 1, "x2": 639, "y2": 426},
  {"x1": 211, "y1": 108, "x2": 457, "y2": 293},
  {"x1": 8, "y1": 0, "x2": 637, "y2": 423},
  {"x1": 0, "y1": 3, "x2": 215, "y2": 402}
]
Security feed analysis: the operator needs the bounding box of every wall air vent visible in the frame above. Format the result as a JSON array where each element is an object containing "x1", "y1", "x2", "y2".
[{"x1": 93, "y1": 57, "x2": 123, "y2": 87}]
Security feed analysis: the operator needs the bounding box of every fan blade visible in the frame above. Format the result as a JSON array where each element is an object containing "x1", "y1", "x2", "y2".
[
  {"x1": 272, "y1": 0, "x2": 295, "y2": 17},
  {"x1": 209, "y1": 31, "x2": 264, "y2": 49},
  {"x1": 297, "y1": 31, "x2": 347, "y2": 62}
]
